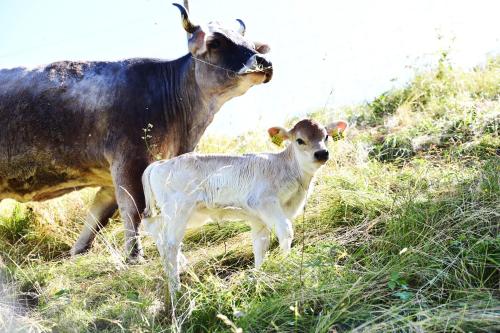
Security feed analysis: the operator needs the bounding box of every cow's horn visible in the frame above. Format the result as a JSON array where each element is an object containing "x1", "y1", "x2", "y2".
[
  {"x1": 172, "y1": 3, "x2": 199, "y2": 33},
  {"x1": 236, "y1": 19, "x2": 246, "y2": 35}
]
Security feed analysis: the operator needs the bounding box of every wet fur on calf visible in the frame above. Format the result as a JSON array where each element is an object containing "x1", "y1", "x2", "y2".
[{"x1": 141, "y1": 119, "x2": 347, "y2": 290}]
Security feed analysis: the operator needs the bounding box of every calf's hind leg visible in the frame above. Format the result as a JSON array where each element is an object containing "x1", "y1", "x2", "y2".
[
  {"x1": 71, "y1": 187, "x2": 117, "y2": 256},
  {"x1": 156, "y1": 199, "x2": 194, "y2": 292}
]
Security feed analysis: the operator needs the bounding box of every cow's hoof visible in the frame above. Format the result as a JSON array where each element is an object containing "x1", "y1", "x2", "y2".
[
  {"x1": 125, "y1": 254, "x2": 145, "y2": 265},
  {"x1": 70, "y1": 244, "x2": 90, "y2": 257}
]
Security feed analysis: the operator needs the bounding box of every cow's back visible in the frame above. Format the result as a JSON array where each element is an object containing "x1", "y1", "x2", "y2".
[{"x1": 0, "y1": 56, "x2": 206, "y2": 202}]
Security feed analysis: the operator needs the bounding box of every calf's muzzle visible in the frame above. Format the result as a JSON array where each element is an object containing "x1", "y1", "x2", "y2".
[{"x1": 314, "y1": 149, "x2": 329, "y2": 162}]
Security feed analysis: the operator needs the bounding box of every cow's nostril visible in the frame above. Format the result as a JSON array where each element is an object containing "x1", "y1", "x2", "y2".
[
  {"x1": 256, "y1": 56, "x2": 273, "y2": 82},
  {"x1": 314, "y1": 150, "x2": 329, "y2": 162},
  {"x1": 255, "y1": 55, "x2": 271, "y2": 67}
]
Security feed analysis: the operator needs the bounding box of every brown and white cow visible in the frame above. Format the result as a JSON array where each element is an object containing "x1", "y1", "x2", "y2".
[
  {"x1": 141, "y1": 119, "x2": 348, "y2": 290},
  {"x1": 0, "y1": 4, "x2": 272, "y2": 261}
]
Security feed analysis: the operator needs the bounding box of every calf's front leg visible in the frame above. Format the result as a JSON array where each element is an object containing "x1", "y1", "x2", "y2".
[
  {"x1": 257, "y1": 199, "x2": 294, "y2": 255},
  {"x1": 250, "y1": 221, "x2": 271, "y2": 268}
]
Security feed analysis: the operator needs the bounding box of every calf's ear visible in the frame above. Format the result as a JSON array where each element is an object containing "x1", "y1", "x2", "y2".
[
  {"x1": 268, "y1": 126, "x2": 290, "y2": 146},
  {"x1": 326, "y1": 120, "x2": 348, "y2": 140}
]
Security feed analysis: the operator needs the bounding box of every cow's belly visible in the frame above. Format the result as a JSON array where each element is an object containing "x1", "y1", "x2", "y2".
[{"x1": 0, "y1": 166, "x2": 112, "y2": 202}]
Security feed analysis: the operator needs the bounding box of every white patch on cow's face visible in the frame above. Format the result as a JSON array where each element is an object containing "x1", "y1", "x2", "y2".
[
  {"x1": 236, "y1": 54, "x2": 270, "y2": 88},
  {"x1": 231, "y1": 72, "x2": 268, "y2": 97}
]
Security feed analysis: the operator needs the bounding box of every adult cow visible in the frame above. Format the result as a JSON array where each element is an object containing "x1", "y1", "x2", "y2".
[{"x1": 0, "y1": 3, "x2": 272, "y2": 261}]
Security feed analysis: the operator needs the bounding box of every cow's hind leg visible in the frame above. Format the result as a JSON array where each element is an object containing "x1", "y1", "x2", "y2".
[{"x1": 71, "y1": 187, "x2": 117, "y2": 256}]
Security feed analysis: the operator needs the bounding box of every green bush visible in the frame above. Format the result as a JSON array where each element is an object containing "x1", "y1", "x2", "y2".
[
  {"x1": 369, "y1": 89, "x2": 410, "y2": 118},
  {"x1": 0, "y1": 204, "x2": 35, "y2": 243},
  {"x1": 371, "y1": 134, "x2": 415, "y2": 162}
]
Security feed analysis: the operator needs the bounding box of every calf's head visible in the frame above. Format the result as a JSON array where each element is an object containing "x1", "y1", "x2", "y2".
[
  {"x1": 173, "y1": 3, "x2": 273, "y2": 99},
  {"x1": 268, "y1": 119, "x2": 348, "y2": 174}
]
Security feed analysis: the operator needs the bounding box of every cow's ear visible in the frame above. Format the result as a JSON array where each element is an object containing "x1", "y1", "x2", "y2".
[
  {"x1": 188, "y1": 29, "x2": 206, "y2": 55},
  {"x1": 255, "y1": 42, "x2": 270, "y2": 54},
  {"x1": 326, "y1": 120, "x2": 348, "y2": 140},
  {"x1": 268, "y1": 126, "x2": 289, "y2": 146}
]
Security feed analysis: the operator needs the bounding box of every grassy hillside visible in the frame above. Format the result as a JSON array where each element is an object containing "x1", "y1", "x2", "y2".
[{"x1": 1, "y1": 56, "x2": 499, "y2": 332}]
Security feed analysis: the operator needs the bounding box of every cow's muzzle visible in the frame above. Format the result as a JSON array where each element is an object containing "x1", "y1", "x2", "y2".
[{"x1": 239, "y1": 54, "x2": 273, "y2": 83}]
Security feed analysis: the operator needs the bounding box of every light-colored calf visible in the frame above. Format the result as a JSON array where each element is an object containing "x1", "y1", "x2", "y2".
[{"x1": 141, "y1": 119, "x2": 347, "y2": 290}]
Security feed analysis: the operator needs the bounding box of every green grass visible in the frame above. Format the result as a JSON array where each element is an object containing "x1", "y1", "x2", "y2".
[{"x1": 1, "y1": 56, "x2": 499, "y2": 332}]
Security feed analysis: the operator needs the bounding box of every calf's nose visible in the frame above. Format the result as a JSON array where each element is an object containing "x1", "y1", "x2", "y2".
[{"x1": 314, "y1": 149, "x2": 329, "y2": 162}]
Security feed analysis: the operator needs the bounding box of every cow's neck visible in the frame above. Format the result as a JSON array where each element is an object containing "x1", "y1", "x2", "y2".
[
  {"x1": 159, "y1": 54, "x2": 243, "y2": 157},
  {"x1": 156, "y1": 55, "x2": 211, "y2": 156}
]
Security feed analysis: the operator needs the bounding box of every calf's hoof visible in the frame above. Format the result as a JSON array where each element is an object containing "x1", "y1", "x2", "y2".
[{"x1": 178, "y1": 253, "x2": 189, "y2": 273}]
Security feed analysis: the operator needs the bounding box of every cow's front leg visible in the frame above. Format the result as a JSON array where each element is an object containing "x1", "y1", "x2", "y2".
[
  {"x1": 71, "y1": 186, "x2": 117, "y2": 256},
  {"x1": 257, "y1": 198, "x2": 294, "y2": 255},
  {"x1": 111, "y1": 161, "x2": 147, "y2": 262}
]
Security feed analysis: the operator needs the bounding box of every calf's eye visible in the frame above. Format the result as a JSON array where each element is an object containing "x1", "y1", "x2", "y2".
[
  {"x1": 296, "y1": 138, "x2": 305, "y2": 145},
  {"x1": 325, "y1": 135, "x2": 329, "y2": 142}
]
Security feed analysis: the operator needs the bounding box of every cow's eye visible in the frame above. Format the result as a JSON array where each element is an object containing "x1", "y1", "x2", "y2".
[
  {"x1": 296, "y1": 138, "x2": 305, "y2": 145},
  {"x1": 325, "y1": 135, "x2": 329, "y2": 142},
  {"x1": 208, "y1": 40, "x2": 221, "y2": 49}
]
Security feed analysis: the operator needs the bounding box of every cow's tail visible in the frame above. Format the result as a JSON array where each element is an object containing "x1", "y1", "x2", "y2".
[{"x1": 142, "y1": 163, "x2": 157, "y2": 219}]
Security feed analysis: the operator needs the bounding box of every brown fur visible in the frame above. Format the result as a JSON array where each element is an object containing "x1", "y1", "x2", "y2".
[{"x1": 290, "y1": 119, "x2": 328, "y2": 142}]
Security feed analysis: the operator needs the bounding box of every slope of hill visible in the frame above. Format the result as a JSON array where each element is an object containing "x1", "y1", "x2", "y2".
[{"x1": 1, "y1": 56, "x2": 499, "y2": 332}]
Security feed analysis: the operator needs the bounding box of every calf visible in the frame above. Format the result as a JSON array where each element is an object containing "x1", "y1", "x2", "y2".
[{"x1": 141, "y1": 119, "x2": 347, "y2": 290}]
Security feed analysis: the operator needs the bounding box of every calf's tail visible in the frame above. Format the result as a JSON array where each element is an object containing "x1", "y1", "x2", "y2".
[{"x1": 141, "y1": 163, "x2": 157, "y2": 218}]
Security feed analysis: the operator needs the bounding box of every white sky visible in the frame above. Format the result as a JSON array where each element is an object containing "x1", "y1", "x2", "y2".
[{"x1": 0, "y1": 0, "x2": 499, "y2": 134}]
